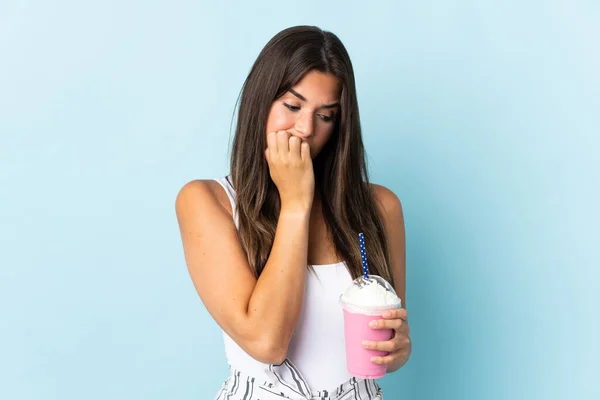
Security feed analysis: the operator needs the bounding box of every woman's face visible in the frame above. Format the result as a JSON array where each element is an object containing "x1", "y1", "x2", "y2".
[{"x1": 266, "y1": 70, "x2": 341, "y2": 159}]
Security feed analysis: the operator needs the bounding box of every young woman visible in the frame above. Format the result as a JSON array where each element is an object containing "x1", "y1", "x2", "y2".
[{"x1": 176, "y1": 25, "x2": 411, "y2": 400}]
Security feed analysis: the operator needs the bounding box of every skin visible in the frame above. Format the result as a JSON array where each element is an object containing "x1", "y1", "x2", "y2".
[
  {"x1": 266, "y1": 70, "x2": 341, "y2": 160},
  {"x1": 176, "y1": 69, "x2": 411, "y2": 372},
  {"x1": 265, "y1": 70, "x2": 342, "y2": 265}
]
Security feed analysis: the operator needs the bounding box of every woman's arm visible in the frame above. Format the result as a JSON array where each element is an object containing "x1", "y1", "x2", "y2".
[
  {"x1": 372, "y1": 184, "x2": 411, "y2": 372},
  {"x1": 372, "y1": 184, "x2": 406, "y2": 305},
  {"x1": 176, "y1": 180, "x2": 310, "y2": 365}
]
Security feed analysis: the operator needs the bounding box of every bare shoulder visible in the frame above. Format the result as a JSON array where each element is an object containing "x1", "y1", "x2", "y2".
[
  {"x1": 370, "y1": 184, "x2": 406, "y2": 302},
  {"x1": 370, "y1": 183, "x2": 403, "y2": 221},
  {"x1": 175, "y1": 179, "x2": 233, "y2": 218}
]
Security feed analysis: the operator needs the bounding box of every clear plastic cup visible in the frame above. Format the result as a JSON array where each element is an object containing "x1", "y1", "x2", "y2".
[{"x1": 339, "y1": 275, "x2": 402, "y2": 379}]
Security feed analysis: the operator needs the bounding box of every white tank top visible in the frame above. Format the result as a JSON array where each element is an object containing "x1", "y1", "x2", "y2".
[{"x1": 214, "y1": 176, "x2": 354, "y2": 392}]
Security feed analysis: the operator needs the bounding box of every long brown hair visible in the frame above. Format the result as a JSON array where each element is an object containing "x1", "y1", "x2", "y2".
[{"x1": 230, "y1": 26, "x2": 394, "y2": 288}]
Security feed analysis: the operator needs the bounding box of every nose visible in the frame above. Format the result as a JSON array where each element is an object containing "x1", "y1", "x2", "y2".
[{"x1": 293, "y1": 111, "x2": 314, "y2": 139}]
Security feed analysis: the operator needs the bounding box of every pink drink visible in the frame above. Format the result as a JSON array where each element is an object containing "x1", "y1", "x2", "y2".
[
  {"x1": 340, "y1": 275, "x2": 401, "y2": 379},
  {"x1": 342, "y1": 310, "x2": 394, "y2": 378}
]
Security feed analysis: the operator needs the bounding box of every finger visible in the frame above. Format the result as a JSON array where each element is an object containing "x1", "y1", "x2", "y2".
[
  {"x1": 381, "y1": 308, "x2": 407, "y2": 321},
  {"x1": 288, "y1": 135, "x2": 301, "y2": 159},
  {"x1": 370, "y1": 351, "x2": 402, "y2": 366},
  {"x1": 362, "y1": 339, "x2": 396, "y2": 352},
  {"x1": 276, "y1": 130, "x2": 290, "y2": 153},
  {"x1": 300, "y1": 140, "x2": 311, "y2": 162},
  {"x1": 369, "y1": 318, "x2": 405, "y2": 331},
  {"x1": 267, "y1": 131, "x2": 278, "y2": 154}
]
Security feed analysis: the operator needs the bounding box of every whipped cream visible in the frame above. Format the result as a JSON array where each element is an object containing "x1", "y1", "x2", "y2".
[{"x1": 340, "y1": 278, "x2": 401, "y2": 308}]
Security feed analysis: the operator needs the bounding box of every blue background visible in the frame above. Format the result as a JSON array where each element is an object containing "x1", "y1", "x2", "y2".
[{"x1": 1, "y1": 1, "x2": 598, "y2": 399}]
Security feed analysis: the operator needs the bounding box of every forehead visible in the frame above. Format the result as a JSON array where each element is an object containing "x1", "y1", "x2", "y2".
[{"x1": 289, "y1": 70, "x2": 341, "y2": 103}]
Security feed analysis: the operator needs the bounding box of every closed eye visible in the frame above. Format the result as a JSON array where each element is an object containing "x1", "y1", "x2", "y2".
[
  {"x1": 283, "y1": 103, "x2": 300, "y2": 111},
  {"x1": 284, "y1": 103, "x2": 335, "y2": 123},
  {"x1": 318, "y1": 114, "x2": 334, "y2": 122}
]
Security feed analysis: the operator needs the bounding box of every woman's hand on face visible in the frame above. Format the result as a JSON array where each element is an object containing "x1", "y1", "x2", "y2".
[
  {"x1": 265, "y1": 130, "x2": 315, "y2": 213},
  {"x1": 361, "y1": 308, "x2": 411, "y2": 369}
]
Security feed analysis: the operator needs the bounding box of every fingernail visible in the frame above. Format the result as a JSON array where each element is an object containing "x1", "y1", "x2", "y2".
[
  {"x1": 362, "y1": 341, "x2": 370, "y2": 348},
  {"x1": 369, "y1": 320, "x2": 377, "y2": 328},
  {"x1": 382, "y1": 311, "x2": 391, "y2": 318},
  {"x1": 370, "y1": 357, "x2": 378, "y2": 363}
]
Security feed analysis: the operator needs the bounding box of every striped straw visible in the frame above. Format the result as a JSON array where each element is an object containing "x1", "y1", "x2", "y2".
[{"x1": 358, "y1": 232, "x2": 369, "y2": 280}]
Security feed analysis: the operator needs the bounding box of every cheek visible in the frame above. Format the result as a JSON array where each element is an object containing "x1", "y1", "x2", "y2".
[
  {"x1": 266, "y1": 108, "x2": 294, "y2": 134},
  {"x1": 309, "y1": 125, "x2": 335, "y2": 156},
  {"x1": 316, "y1": 124, "x2": 335, "y2": 144}
]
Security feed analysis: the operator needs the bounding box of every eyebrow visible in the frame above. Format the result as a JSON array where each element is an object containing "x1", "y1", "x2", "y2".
[{"x1": 289, "y1": 89, "x2": 339, "y2": 109}]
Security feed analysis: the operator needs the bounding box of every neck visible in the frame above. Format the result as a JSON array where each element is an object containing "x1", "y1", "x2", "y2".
[{"x1": 312, "y1": 186, "x2": 323, "y2": 212}]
